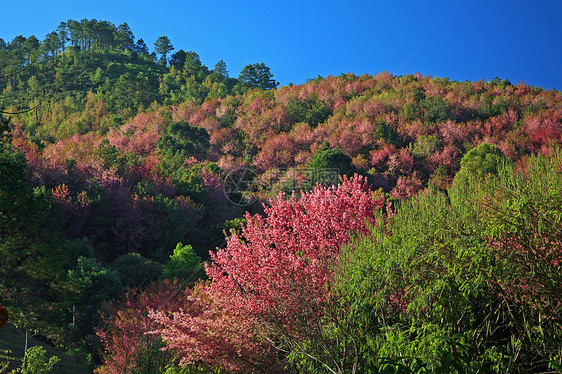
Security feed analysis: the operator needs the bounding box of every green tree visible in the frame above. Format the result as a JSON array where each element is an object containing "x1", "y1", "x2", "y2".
[
  {"x1": 333, "y1": 187, "x2": 492, "y2": 373},
  {"x1": 465, "y1": 151, "x2": 562, "y2": 370},
  {"x1": 331, "y1": 151, "x2": 562, "y2": 372},
  {"x1": 16, "y1": 346, "x2": 60, "y2": 374},
  {"x1": 115, "y1": 22, "x2": 135, "y2": 51},
  {"x1": 133, "y1": 38, "x2": 149, "y2": 56},
  {"x1": 66, "y1": 257, "x2": 122, "y2": 339},
  {"x1": 42, "y1": 32, "x2": 60, "y2": 57},
  {"x1": 0, "y1": 116, "x2": 69, "y2": 344},
  {"x1": 213, "y1": 60, "x2": 229, "y2": 79},
  {"x1": 110, "y1": 253, "x2": 164, "y2": 289},
  {"x1": 286, "y1": 95, "x2": 332, "y2": 126},
  {"x1": 307, "y1": 147, "x2": 355, "y2": 184},
  {"x1": 160, "y1": 243, "x2": 204, "y2": 283},
  {"x1": 237, "y1": 62, "x2": 278, "y2": 90},
  {"x1": 154, "y1": 36, "x2": 174, "y2": 65},
  {"x1": 0, "y1": 116, "x2": 35, "y2": 228},
  {"x1": 156, "y1": 121, "x2": 210, "y2": 171},
  {"x1": 110, "y1": 72, "x2": 153, "y2": 109},
  {"x1": 66, "y1": 19, "x2": 82, "y2": 49},
  {"x1": 452, "y1": 142, "x2": 506, "y2": 192},
  {"x1": 55, "y1": 22, "x2": 68, "y2": 51},
  {"x1": 169, "y1": 49, "x2": 187, "y2": 70},
  {"x1": 80, "y1": 18, "x2": 95, "y2": 50},
  {"x1": 182, "y1": 51, "x2": 208, "y2": 79},
  {"x1": 22, "y1": 36, "x2": 40, "y2": 63}
]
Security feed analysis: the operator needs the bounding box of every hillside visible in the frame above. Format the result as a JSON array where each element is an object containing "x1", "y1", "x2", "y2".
[
  {"x1": 1, "y1": 19, "x2": 561, "y2": 373},
  {"x1": 0, "y1": 325, "x2": 91, "y2": 373}
]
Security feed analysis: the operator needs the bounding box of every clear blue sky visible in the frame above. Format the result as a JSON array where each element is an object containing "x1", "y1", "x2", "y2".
[{"x1": 3, "y1": 0, "x2": 561, "y2": 90}]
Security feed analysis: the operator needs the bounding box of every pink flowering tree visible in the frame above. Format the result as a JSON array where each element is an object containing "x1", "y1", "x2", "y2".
[
  {"x1": 151, "y1": 176, "x2": 385, "y2": 372},
  {"x1": 207, "y1": 175, "x2": 382, "y2": 322},
  {"x1": 149, "y1": 282, "x2": 282, "y2": 373},
  {"x1": 96, "y1": 280, "x2": 185, "y2": 374}
]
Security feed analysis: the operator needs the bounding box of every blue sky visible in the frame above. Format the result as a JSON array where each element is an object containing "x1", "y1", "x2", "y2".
[{"x1": 3, "y1": 0, "x2": 561, "y2": 90}]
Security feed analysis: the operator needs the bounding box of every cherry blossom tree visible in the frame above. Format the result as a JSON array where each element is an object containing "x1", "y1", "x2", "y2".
[
  {"x1": 213, "y1": 176, "x2": 383, "y2": 370},
  {"x1": 206, "y1": 175, "x2": 382, "y2": 320},
  {"x1": 96, "y1": 280, "x2": 184, "y2": 374},
  {"x1": 149, "y1": 176, "x2": 385, "y2": 372},
  {"x1": 149, "y1": 282, "x2": 282, "y2": 373}
]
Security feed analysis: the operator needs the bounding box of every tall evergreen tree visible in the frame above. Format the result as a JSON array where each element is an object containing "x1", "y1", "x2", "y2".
[
  {"x1": 56, "y1": 21, "x2": 68, "y2": 51},
  {"x1": 169, "y1": 49, "x2": 187, "y2": 70},
  {"x1": 154, "y1": 36, "x2": 174, "y2": 66},
  {"x1": 213, "y1": 60, "x2": 229, "y2": 79},
  {"x1": 238, "y1": 62, "x2": 278, "y2": 90},
  {"x1": 133, "y1": 38, "x2": 149, "y2": 55},
  {"x1": 115, "y1": 22, "x2": 135, "y2": 51},
  {"x1": 43, "y1": 31, "x2": 60, "y2": 56}
]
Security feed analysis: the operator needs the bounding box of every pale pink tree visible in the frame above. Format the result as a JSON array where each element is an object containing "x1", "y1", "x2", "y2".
[
  {"x1": 96, "y1": 280, "x2": 185, "y2": 374},
  {"x1": 149, "y1": 282, "x2": 283, "y2": 373}
]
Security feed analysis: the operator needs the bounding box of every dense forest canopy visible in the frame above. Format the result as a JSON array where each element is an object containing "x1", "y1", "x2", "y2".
[{"x1": 0, "y1": 19, "x2": 561, "y2": 373}]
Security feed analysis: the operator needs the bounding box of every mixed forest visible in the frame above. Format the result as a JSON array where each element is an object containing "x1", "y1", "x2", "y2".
[{"x1": 0, "y1": 19, "x2": 561, "y2": 373}]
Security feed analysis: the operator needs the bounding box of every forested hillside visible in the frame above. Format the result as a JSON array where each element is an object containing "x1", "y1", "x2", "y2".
[{"x1": 1, "y1": 19, "x2": 561, "y2": 373}]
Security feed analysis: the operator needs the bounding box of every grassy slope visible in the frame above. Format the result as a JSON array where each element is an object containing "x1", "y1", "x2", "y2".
[{"x1": 0, "y1": 324, "x2": 92, "y2": 373}]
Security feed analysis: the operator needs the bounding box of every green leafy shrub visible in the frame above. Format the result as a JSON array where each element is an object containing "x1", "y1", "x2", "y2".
[
  {"x1": 110, "y1": 253, "x2": 164, "y2": 289},
  {"x1": 160, "y1": 243, "x2": 204, "y2": 283}
]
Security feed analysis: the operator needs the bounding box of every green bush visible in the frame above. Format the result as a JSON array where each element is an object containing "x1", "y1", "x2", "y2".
[
  {"x1": 16, "y1": 346, "x2": 60, "y2": 374},
  {"x1": 160, "y1": 243, "x2": 204, "y2": 284},
  {"x1": 327, "y1": 150, "x2": 562, "y2": 372},
  {"x1": 110, "y1": 253, "x2": 164, "y2": 289}
]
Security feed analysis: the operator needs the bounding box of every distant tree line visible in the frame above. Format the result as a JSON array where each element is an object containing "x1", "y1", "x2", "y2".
[{"x1": 0, "y1": 19, "x2": 278, "y2": 92}]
